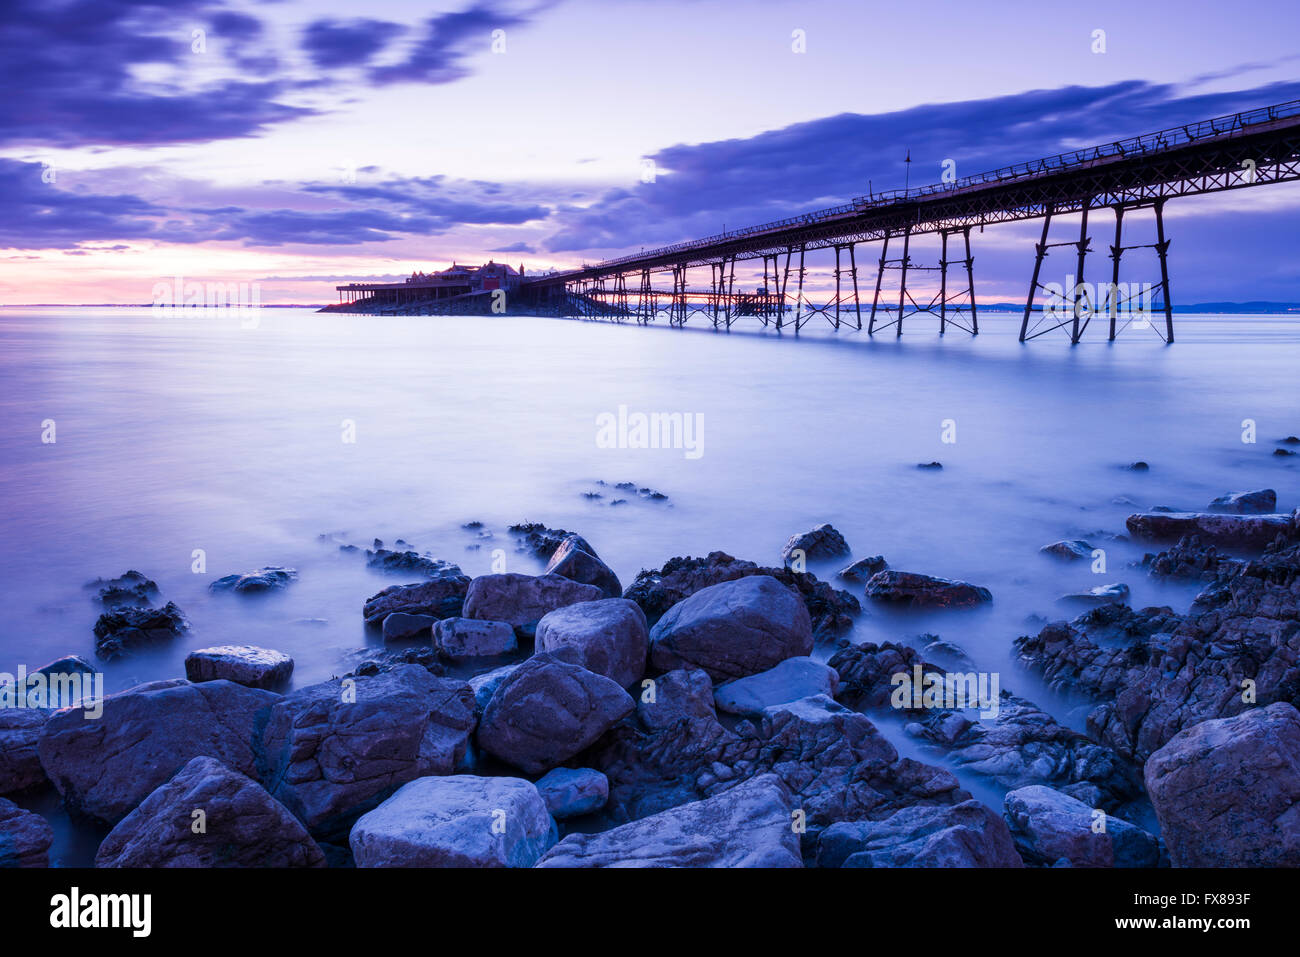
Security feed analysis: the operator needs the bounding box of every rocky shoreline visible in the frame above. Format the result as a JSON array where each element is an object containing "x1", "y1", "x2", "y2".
[{"x1": 2, "y1": 496, "x2": 1299, "y2": 868}]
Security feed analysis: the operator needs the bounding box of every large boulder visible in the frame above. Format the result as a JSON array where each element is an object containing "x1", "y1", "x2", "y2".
[
  {"x1": 259, "y1": 665, "x2": 475, "y2": 837},
  {"x1": 535, "y1": 773, "x2": 802, "y2": 867},
  {"x1": 1207, "y1": 489, "x2": 1277, "y2": 515},
  {"x1": 95, "y1": 756, "x2": 324, "y2": 868},
  {"x1": 637, "y1": 667, "x2": 717, "y2": 731},
  {"x1": 362, "y1": 569, "x2": 471, "y2": 627},
  {"x1": 185, "y1": 645, "x2": 293, "y2": 690},
  {"x1": 545, "y1": 534, "x2": 622, "y2": 598},
  {"x1": 92, "y1": 601, "x2": 187, "y2": 660},
  {"x1": 1126, "y1": 510, "x2": 1296, "y2": 549},
  {"x1": 781, "y1": 524, "x2": 851, "y2": 566},
  {"x1": 37, "y1": 679, "x2": 276, "y2": 825},
  {"x1": 350, "y1": 775, "x2": 556, "y2": 868},
  {"x1": 1003, "y1": 785, "x2": 1160, "y2": 868},
  {"x1": 535, "y1": 598, "x2": 648, "y2": 688},
  {"x1": 815, "y1": 800, "x2": 1023, "y2": 867},
  {"x1": 1145, "y1": 702, "x2": 1300, "y2": 866},
  {"x1": 0, "y1": 710, "x2": 52, "y2": 794},
  {"x1": 648, "y1": 575, "x2": 812, "y2": 682},
  {"x1": 713, "y1": 657, "x2": 838, "y2": 716},
  {"x1": 0, "y1": 797, "x2": 53, "y2": 867},
  {"x1": 477, "y1": 652, "x2": 634, "y2": 774},
  {"x1": 864, "y1": 571, "x2": 991, "y2": 609},
  {"x1": 381, "y1": 612, "x2": 437, "y2": 643},
  {"x1": 433, "y1": 617, "x2": 517, "y2": 660},
  {"x1": 534, "y1": 767, "x2": 609, "y2": 820},
  {"x1": 462, "y1": 573, "x2": 603, "y2": 635}
]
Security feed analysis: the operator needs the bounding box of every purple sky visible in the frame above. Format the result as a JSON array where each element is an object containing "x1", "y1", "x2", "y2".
[{"x1": 3, "y1": 0, "x2": 1300, "y2": 303}]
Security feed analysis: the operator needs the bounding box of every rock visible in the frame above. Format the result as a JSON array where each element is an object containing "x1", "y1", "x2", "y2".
[
  {"x1": 1003, "y1": 785, "x2": 1159, "y2": 867},
  {"x1": 509, "y1": 523, "x2": 594, "y2": 560},
  {"x1": 864, "y1": 570, "x2": 992, "y2": 609},
  {"x1": 209, "y1": 566, "x2": 296, "y2": 593},
  {"x1": 829, "y1": 641, "x2": 937, "y2": 709},
  {"x1": 837, "y1": 556, "x2": 888, "y2": 583},
  {"x1": 350, "y1": 775, "x2": 555, "y2": 868},
  {"x1": 1126, "y1": 510, "x2": 1296, "y2": 549},
  {"x1": 381, "y1": 612, "x2": 438, "y2": 643},
  {"x1": 477, "y1": 653, "x2": 634, "y2": 774},
  {"x1": 536, "y1": 773, "x2": 802, "y2": 867},
  {"x1": 467, "y1": 663, "x2": 521, "y2": 713},
  {"x1": 462, "y1": 573, "x2": 603, "y2": 636},
  {"x1": 534, "y1": 598, "x2": 648, "y2": 688},
  {"x1": 1058, "y1": 582, "x2": 1130, "y2": 606},
  {"x1": 1145, "y1": 534, "x2": 1244, "y2": 583},
  {"x1": 1275, "y1": 448, "x2": 1298, "y2": 457},
  {"x1": 544, "y1": 534, "x2": 622, "y2": 598},
  {"x1": 1283, "y1": 436, "x2": 1300, "y2": 445},
  {"x1": 1145, "y1": 702, "x2": 1300, "y2": 867},
  {"x1": 92, "y1": 601, "x2": 187, "y2": 660},
  {"x1": 259, "y1": 667, "x2": 475, "y2": 838},
  {"x1": 816, "y1": 800, "x2": 1023, "y2": 867},
  {"x1": 433, "y1": 617, "x2": 517, "y2": 659},
  {"x1": 185, "y1": 645, "x2": 293, "y2": 690},
  {"x1": 362, "y1": 569, "x2": 471, "y2": 627},
  {"x1": 915, "y1": 636, "x2": 976, "y2": 670},
  {"x1": 534, "y1": 767, "x2": 609, "y2": 819},
  {"x1": 365, "y1": 549, "x2": 462, "y2": 579},
  {"x1": 637, "y1": 667, "x2": 717, "y2": 731},
  {"x1": 87, "y1": 570, "x2": 159, "y2": 608},
  {"x1": 713, "y1": 657, "x2": 838, "y2": 716},
  {"x1": 95, "y1": 756, "x2": 324, "y2": 867},
  {"x1": 0, "y1": 797, "x2": 52, "y2": 867},
  {"x1": 781, "y1": 523, "x2": 851, "y2": 566},
  {"x1": 917, "y1": 461, "x2": 943, "y2": 470},
  {"x1": 1127, "y1": 461, "x2": 1150, "y2": 472},
  {"x1": 1041, "y1": 540, "x2": 1093, "y2": 561},
  {"x1": 1208, "y1": 488, "x2": 1277, "y2": 514},
  {"x1": 37, "y1": 679, "x2": 278, "y2": 824},
  {"x1": 626, "y1": 551, "x2": 860, "y2": 642},
  {"x1": 648, "y1": 575, "x2": 812, "y2": 682},
  {"x1": 0, "y1": 710, "x2": 51, "y2": 794}
]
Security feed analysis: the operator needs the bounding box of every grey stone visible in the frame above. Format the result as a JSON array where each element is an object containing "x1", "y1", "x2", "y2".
[
  {"x1": 1207, "y1": 489, "x2": 1277, "y2": 515},
  {"x1": 864, "y1": 571, "x2": 992, "y2": 608},
  {"x1": 713, "y1": 657, "x2": 838, "y2": 716},
  {"x1": 781, "y1": 524, "x2": 851, "y2": 565},
  {"x1": 534, "y1": 767, "x2": 609, "y2": 819},
  {"x1": 1003, "y1": 784, "x2": 1159, "y2": 867},
  {"x1": 0, "y1": 797, "x2": 52, "y2": 867},
  {"x1": 433, "y1": 617, "x2": 517, "y2": 660},
  {"x1": 544, "y1": 534, "x2": 622, "y2": 598},
  {"x1": 462, "y1": 573, "x2": 604, "y2": 635},
  {"x1": 534, "y1": 598, "x2": 648, "y2": 688},
  {"x1": 381, "y1": 612, "x2": 438, "y2": 643},
  {"x1": 637, "y1": 667, "x2": 716, "y2": 731},
  {"x1": 185, "y1": 645, "x2": 293, "y2": 689},
  {"x1": 816, "y1": 800, "x2": 1023, "y2": 868}
]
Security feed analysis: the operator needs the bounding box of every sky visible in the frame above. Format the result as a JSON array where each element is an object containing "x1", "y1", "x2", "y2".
[{"x1": 3, "y1": 0, "x2": 1300, "y2": 305}]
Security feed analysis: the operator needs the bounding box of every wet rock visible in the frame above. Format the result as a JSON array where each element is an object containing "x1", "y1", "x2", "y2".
[
  {"x1": 92, "y1": 601, "x2": 187, "y2": 660},
  {"x1": 381, "y1": 611, "x2": 437, "y2": 643},
  {"x1": 1003, "y1": 785, "x2": 1160, "y2": 868},
  {"x1": 509, "y1": 523, "x2": 593, "y2": 560},
  {"x1": 38, "y1": 678, "x2": 278, "y2": 825},
  {"x1": 0, "y1": 797, "x2": 52, "y2": 867},
  {"x1": 864, "y1": 570, "x2": 991, "y2": 609},
  {"x1": 649, "y1": 575, "x2": 813, "y2": 682},
  {"x1": 462, "y1": 573, "x2": 603, "y2": 636},
  {"x1": 1126, "y1": 510, "x2": 1296, "y2": 549},
  {"x1": 365, "y1": 549, "x2": 462, "y2": 579},
  {"x1": 209, "y1": 566, "x2": 297, "y2": 593},
  {"x1": 915, "y1": 636, "x2": 976, "y2": 670},
  {"x1": 536, "y1": 773, "x2": 801, "y2": 868},
  {"x1": 816, "y1": 800, "x2": 1023, "y2": 868},
  {"x1": 1275, "y1": 448, "x2": 1298, "y2": 457},
  {"x1": 0, "y1": 710, "x2": 51, "y2": 794},
  {"x1": 95, "y1": 756, "x2": 325, "y2": 868},
  {"x1": 1041, "y1": 540, "x2": 1093, "y2": 561},
  {"x1": 1146, "y1": 702, "x2": 1300, "y2": 867},
  {"x1": 433, "y1": 617, "x2": 517, "y2": 660},
  {"x1": 637, "y1": 667, "x2": 717, "y2": 731},
  {"x1": 625, "y1": 551, "x2": 859, "y2": 642},
  {"x1": 362, "y1": 569, "x2": 471, "y2": 627},
  {"x1": 781, "y1": 523, "x2": 850, "y2": 566},
  {"x1": 467, "y1": 663, "x2": 521, "y2": 714},
  {"x1": 346, "y1": 646, "x2": 444, "y2": 680},
  {"x1": 544, "y1": 534, "x2": 622, "y2": 598},
  {"x1": 86, "y1": 570, "x2": 159, "y2": 608},
  {"x1": 1126, "y1": 461, "x2": 1150, "y2": 472},
  {"x1": 477, "y1": 652, "x2": 634, "y2": 774},
  {"x1": 1144, "y1": 534, "x2": 1244, "y2": 584},
  {"x1": 535, "y1": 598, "x2": 647, "y2": 688},
  {"x1": 350, "y1": 775, "x2": 555, "y2": 868},
  {"x1": 713, "y1": 657, "x2": 837, "y2": 716},
  {"x1": 837, "y1": 556, "x2": 888, "y2": 583},
  {"x1": 917, "y1": 461, "x2": 943, "y2": 470},
  {"x1": 1058, "y1": 582, "x2": 1130, "y2": 607},
  {"x1": 1208, "y1": 489, "x2": 1277, "y2": 514},
  {"x1": 535, "y1": 767, "x2": 609, "y2": 819},
  {"x1": 830, "y1": 641, "x2": 941, "y2": 710},
  {"x1": 259, "y1": 665, "x2": 475, "y2": 838},
  {"x1": 185, "y1": 645, "x2": 294, "y2": 690}
]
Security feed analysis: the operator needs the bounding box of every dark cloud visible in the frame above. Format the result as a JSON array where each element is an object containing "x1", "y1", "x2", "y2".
[
  {"x1": 490, "y1": 241, "x2": 536, "y2": 253},
  {"x1": 543, "y1": 79, "x2": 1300, "y2": 253},
  {"x1": 367, "y1": 3, "x2": 533, "y2": 85},
  {"x1": 301, "y1": 18, "x2": 407, "y2": 68}
]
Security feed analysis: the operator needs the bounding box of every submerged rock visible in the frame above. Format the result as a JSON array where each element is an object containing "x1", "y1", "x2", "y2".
[
  {"x1": 92, "y1": 601, "x2": 187, "y2": 660},
  {"x1": 1208, "y1": 488, "x2": 1277, "y2": 514},
  {"x1": 509, "y1": 523, "x2": 593, "y2": 560},
  {"x1": 1040, "y1": 540, "x2": 1094, "y2": 561},
  {"x1": 536, "y1": 773, "x2": 802, "y2": 868},
  {"x1": 96, "y1": 756, "x2": 325, "y2": 868},
  {"x1": 781, "y1": 523, "x2": 851, "y2": 566},
  {"x1": 1003, "y1": 784, "x2": 1160, "y2": 868},
  {"x1": 362, "y1": 570, "x2": 471, "y2": 627},
  {"x1": 350, "y1": 775, "x2": 556, "y2": 868},
  {"x1": 0, "y1": 797, "x2": 53, "y2": 867},
  {"x1": 864, "y1": 570, "x2": 992, "y2": 609},
  {"x1": 713, "y1": 657, "x2": 837, "y2": 716},
  {"x1": 649, "y1": 575, "x2": 813, "y2": 682},
  {"x1": 185, "y1": 645, "x2": 294, "y2": 690},
  {"x1": 1126, "y1": 510, "x2": 1296, "y2": 549},
  {"x1": 534, "y1": 598, "x2": 648, "y2": 688},
  {"x1": 1058, "y1": 582, "x2": 1130, "y2": 607},
  {"x1": 365, "y1": 549, "x2": 462, "y2": 579},
  {"x1": 462, "y1": 573, "x2": 604, "y2": 636},
  {"x1": 544, "y1": 534, "x2": 622, "y2": 598},
  {"x1": 1145, "y1": 703, "x2": 1300, "y2": 867},
  {"x1": 816, "y1": 800, "x2": 1023, "y2": 868},
  {"x1": 535, "y1": 767, "x2": 609, "y2": 820},
  {"x1": 1144, "y1": 534, "x2": 1244, "y2": 584},
  {"x1": 837, "y1": 556, "x2": 888, "y2": 583},
  {"x1": 209, "y1": 566, "x2": 297, "y2": 593},
  {"x1": 86, "y1": 570, "x2": 159, "y2": 608}
]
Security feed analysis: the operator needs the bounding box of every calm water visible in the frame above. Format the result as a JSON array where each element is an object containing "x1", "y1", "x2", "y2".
[{"x1": 2, "y1": 307, "x2": 1298, "y2": 861}]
